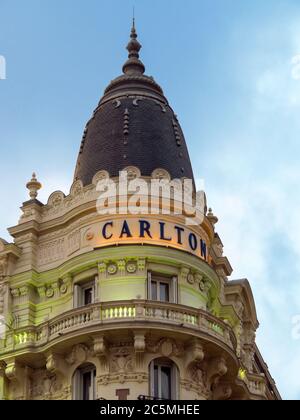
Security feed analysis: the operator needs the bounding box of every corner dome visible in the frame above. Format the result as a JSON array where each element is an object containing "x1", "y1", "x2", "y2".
[{"x1": 74, "y1": 22, "x2": 194, "y2": 186}]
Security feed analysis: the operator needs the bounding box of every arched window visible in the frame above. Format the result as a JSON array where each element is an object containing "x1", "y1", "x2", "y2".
[
  {"x1": 72, "y1": 363, "x2": 96, "y2": 400},
  {"x1": 149, "y1": 358, "x2": 178, "y2": 400}
]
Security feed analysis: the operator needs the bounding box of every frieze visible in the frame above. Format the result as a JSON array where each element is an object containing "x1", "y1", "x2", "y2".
[
  {"x1": 10, "y1": 288, "x2": 20, "y2": 298},
  {"x1": 22, "y1": 170, "x2": 201, "y2": 225},
  {"x1": 0, "y1": 256, "x2": 8, "y2": 279},
  {"x1": 59, "y1": 282, "x2": 68, "y2": 295},
  {"x1": 70, "y1": 180, "x2": 84, "y2": 197},
  {"x1": 110, "y1": 345, "x2": 134, "y2": 374},
  {"x1": 182, "y1": 268, "x2": 212, "y2": 296},
  {"x1": 92, "y1": 171, "x2": 110, "y2": 185},
  {"x1": 47, "y1": 191, "x2": 65, "y2": 208},
  {"x1": 40, "y1": 184, "x2": 97, "y2": 222},
  {"x1": 181, "y1": 378, "x2": 210, "y2": 398},
  {"x1": 98, "y1": 258, "x2": 146, "y2": 278},
  {"x1": 0, "y1": 283, "x2": 6, "y2": 314},
  {"x1": 30, "y1": 372, "x2": 63, "y2": 399},
  {"x1": 185, "y1": 356, "x2": 229, "y2": 399},
  {"x1": 45, "y1": 287, "x2": 54, "y2": 298},
  {"x1": 98, "y1": 373, "x2": 147, "y2": 386},
  {"x1": 146, "y1": 338, "x2": 184, "y2": 358},
  {"x1": 117, "y1": 260, "x2": 126, "y2": 272},
  {"x1": 190, "y1": 363, "x2": 206, "y2": 387},
  {"x1": 37, "y1": 238, "x2": 65, "y2": 265},
  {"x1": 19, "y1": 286, "x2": 29, "y2": 296},
  {"x1": 126, "y1": 261, "x2": 137, "y2": 274},
  {"x1": 67, "y1": 230, "x2": 81, "y2": 256},
  {"x1": 137, "y1": 258, "x2": 146, "y2": 272},
  {"x1": 65, "y1": 344, "x2": 91, "y2": 365},
  {"x1": 107, "y1": 264, "x2": 118, "y2": 275}
]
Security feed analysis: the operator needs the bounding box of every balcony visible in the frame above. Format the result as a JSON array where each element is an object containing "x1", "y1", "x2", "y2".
[{"x1": 1, "y1": 300, "x2": 237, "y2": 354}]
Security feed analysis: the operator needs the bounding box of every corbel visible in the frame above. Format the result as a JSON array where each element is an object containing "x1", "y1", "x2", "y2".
[{"x1": 46, "y1": 352, "x2": 68, "y2": 379}]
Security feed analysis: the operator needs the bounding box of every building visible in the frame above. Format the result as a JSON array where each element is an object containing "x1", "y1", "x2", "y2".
[{"x1": 0, "y1": 22, "x2": 281, "y2": 400}]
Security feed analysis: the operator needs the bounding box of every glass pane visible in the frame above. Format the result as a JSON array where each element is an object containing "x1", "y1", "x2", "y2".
[
  {"x1": 159, "y1": 283, "x2": 169, "y2": 302},
  {"x1": 161, "y1": 366, "x2": 171, "y2": 400},
  {"x1": 84, "y1": 288, "x2": 93, "y2": 305},
  {"x1": 151, "y1": 281, "x2": 157, "y2": 301},
  {"x1": 93, "y1": 370, "x2": 96, "y2": 400},
  {"x1": 154, "y1": 365, "x2": 159, "y2": 398},
  {"x1": 82, "y1": 371, "x2": 92, "y2": 400}
]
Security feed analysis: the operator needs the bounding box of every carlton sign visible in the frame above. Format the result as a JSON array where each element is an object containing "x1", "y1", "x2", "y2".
[{"x1": 84, "y1": 218, "x2": 208, "y2": 261}]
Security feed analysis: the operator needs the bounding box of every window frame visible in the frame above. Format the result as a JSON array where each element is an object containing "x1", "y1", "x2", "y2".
[
  {"x1": 149, "y1": 359, "x2": 178, "y2": 400},
  {"x1": 147, "y1": 272, "x2": 178, "y2": 304},
  {"x1": 72, "y1": 364, "x2": 96, "y2": 400},
  {"x1": 74, "y1": 278, "x2": 96, "y2": 308}
]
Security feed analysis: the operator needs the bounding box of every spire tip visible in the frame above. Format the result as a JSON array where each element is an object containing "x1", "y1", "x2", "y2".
[
  {"x1": 132, "y1": 6, "x2": 135, "y2": 29},
  {"x1": 122, "y1": 10, "x2": 145, "y2": 76}
]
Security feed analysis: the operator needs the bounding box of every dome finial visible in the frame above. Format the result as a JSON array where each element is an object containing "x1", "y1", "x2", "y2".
[
  {"x1": 132, "y1": 6, "x2": 135, "y2": 29},
  {"x1": 207, "y1": 208, "x2": 219, "y2": 226},
  {"x1": 122, "y1": 15, "x2": 145, "y2": 76},
  {"x1": 26, "y1": 172, "x2": 42, "y2": 200}
]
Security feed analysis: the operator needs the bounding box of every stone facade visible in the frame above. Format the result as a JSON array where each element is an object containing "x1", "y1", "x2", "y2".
[
  {"x1": 0, "y1": 172, "x2": 281, "y2": 400},
  {"x1": 0, "y1": 23, "x2": 281, "y2": 401}
]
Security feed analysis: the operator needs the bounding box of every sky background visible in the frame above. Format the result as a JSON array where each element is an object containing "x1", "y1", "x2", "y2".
[{"x1": 0, "y1": 0, "x2": 299, "y2": 399}]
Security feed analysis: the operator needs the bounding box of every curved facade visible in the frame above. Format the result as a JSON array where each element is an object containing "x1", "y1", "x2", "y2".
[{"x1": 0, "y1": 24, "x2": 281, "y2": 400}]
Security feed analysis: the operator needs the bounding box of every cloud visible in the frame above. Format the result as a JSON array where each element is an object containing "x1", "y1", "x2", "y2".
[
  {"x1": 196, "y1": 18, "x2": 300, "y2": 400},
  {"x1": 255, "y1": 57, "x2": 300, "y2": 109},
  {"x1": 291, "y1": 55, "x2": 300, "y2": 80},
  {"x1": 206, "y1": 165, "x2": 300, "y2": 399}
]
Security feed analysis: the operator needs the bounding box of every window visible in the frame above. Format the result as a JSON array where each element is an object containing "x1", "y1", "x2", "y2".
[
  {"x1": 83, "y1": 286, "x2": 93, "y2": 306},
  {"x1": 74, "y1": 280, "x2": 96, "y2": 308},
  {"x1": 151, "y1": 279, "x2": 170, "y2": 302},
  {"x1": 150, "y1": 359, "x2": 178, "y2": 400},
  {"x1": 73, "y1": 364, "x2": 96, "y2": 400},
  {"x1": 148, "y1": 273, "x2": 178, "y2": 303}
]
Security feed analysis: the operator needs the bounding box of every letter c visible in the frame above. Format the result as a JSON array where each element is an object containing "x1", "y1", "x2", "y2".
[{"x1": 102, "y1": 222, "x2": 113, "y2": 240}]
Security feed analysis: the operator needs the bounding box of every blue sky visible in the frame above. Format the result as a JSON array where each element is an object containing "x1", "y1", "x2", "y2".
[{"x1": 1, "y1": 0, "x2": 300, "y2": 399}]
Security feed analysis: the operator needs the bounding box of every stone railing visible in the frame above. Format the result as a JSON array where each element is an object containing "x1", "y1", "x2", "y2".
[
  {"x1": 247, "y1": 374, "x2": 267, "y2": 398},
  {"x1": 238, "y1": 370, "x2": 267, "y2": 399},
  {"x1": 2, "y1": 300, "x2": 236, "y2": 353}
]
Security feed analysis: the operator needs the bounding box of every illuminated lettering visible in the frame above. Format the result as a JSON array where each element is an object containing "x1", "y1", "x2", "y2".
[
  {"x1": 119, "y1": 221, "x2": 132, "y2": 238},
  {"x1": 139, "y1": 220, "x2": 152, "y2": 239},
  {"x1": 97, "y1": 219, "x2": 207, "y2": 261},
  {"x1": 200, "y1": 239, "x2": 207, "y2": 260},
  {"x1": 159, "y1": 222, "x2": 172, "y2": 241},
  {"x1": 102, "y1": 222, "x2": 113, "y2": 239},
  {"x1": 174, "y1": 226, "x2": 185, "y2": 245},
  {"x1": 189, "y1": 233, "x2": 197, "y2": 251}
]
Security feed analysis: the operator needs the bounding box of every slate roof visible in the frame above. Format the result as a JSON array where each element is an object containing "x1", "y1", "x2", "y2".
[{"x1": 74, "y1": 23, "x2": 194, "y2": 185}]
